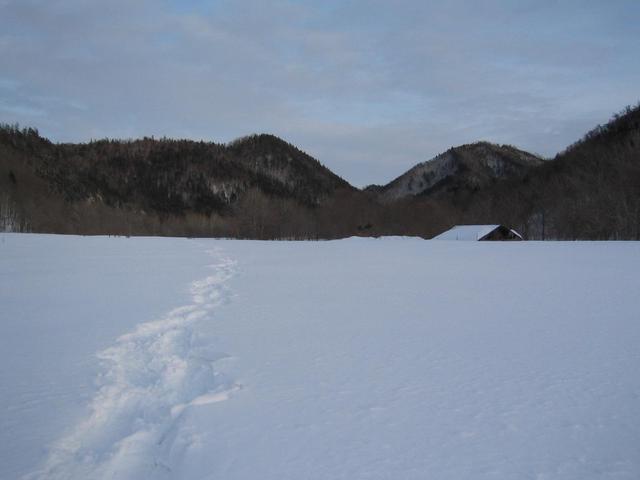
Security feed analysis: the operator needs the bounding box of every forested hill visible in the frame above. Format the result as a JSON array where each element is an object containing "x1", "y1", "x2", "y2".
[
  {"x1": 1, "y1": 102, "x2": 639, "y2": 239},
  {"x1": 458, "y1": 103, "x2": 640, "y2": 239},
  {"x1": 0, "y1": 129, "x2": 360, "y2": 238},
  {"x1": 378, "y1": 142, "x2": 543, "y2": 202},
  {"x1": 4, "y1": 131, "x2": 351, "y2": 210}
]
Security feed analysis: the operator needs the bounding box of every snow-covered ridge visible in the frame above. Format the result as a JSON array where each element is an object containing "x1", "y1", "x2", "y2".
[{"x1": 27, "y1": 248, "x2": 239, "y2": 480}]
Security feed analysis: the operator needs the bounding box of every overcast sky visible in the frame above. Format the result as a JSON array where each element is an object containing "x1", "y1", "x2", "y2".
[{"x1": 1, "y1": 0, "x2": 639, "y2": 186}]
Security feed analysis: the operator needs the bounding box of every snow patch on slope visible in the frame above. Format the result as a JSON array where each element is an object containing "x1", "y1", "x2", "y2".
[{"x1": 27, "y1": 248, "x2": 239, "y2": 480}]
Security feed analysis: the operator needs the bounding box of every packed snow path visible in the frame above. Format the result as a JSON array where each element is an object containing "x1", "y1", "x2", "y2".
[
  {"x1": 30, "y1": 248, "x2": 238, "y2": 479},
  {"x1": 2, "y1": 235, "x2": 640, "y2": 480},
  {"x1": 0, "y1": 236, "x2": 239, "y2": 479}
]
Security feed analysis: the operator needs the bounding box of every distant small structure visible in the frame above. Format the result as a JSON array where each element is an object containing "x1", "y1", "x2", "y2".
[{"x1": 433, "y1": 225, "x2": 523, "y2": 241}]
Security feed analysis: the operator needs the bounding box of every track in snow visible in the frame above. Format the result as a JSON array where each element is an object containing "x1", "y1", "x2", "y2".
[{"x1": 27, "y1": 248, "x2": 239, "y2": 480}]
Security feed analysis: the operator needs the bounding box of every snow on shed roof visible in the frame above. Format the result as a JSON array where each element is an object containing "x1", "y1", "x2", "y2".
[{"x1": 433, "y1": 225, "x2": 502, "y2": 241}]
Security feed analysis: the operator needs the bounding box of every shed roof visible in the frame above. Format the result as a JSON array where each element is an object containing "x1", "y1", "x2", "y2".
[{"x1": 433, "y1": 225, "x2": 505, "y2": 241}]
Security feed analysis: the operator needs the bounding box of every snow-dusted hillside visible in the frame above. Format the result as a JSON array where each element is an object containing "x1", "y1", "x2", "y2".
[
  {"x1": 379, "y1": 142, "x2": 543, "y2": 201},
  {"x1": 1, "y1": 234, "x2": 639, "y2": 479}
]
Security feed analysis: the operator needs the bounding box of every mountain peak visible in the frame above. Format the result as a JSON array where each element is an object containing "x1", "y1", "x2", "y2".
[{"x1": 379, "y1": 142, "x2": 542, "y2": 201}]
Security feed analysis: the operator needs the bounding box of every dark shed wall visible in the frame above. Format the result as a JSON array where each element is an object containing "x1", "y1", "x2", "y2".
[{"x1": 480, "y1": 226, "x2": 523, "y2": 241}]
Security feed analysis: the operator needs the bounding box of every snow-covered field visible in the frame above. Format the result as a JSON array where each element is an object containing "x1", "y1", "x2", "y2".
[{"x1": 1, "y1": 234, "x2": 639, "y2": 480}]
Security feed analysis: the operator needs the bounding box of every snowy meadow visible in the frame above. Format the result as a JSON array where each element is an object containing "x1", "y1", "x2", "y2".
[{"x1": 1, "y1": 234, "x2": 639, "y2": 479}]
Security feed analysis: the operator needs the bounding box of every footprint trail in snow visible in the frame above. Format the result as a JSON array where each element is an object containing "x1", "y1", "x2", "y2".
[{"x1": 27, "y1": 247, "x2": 239, "y2": 480}]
